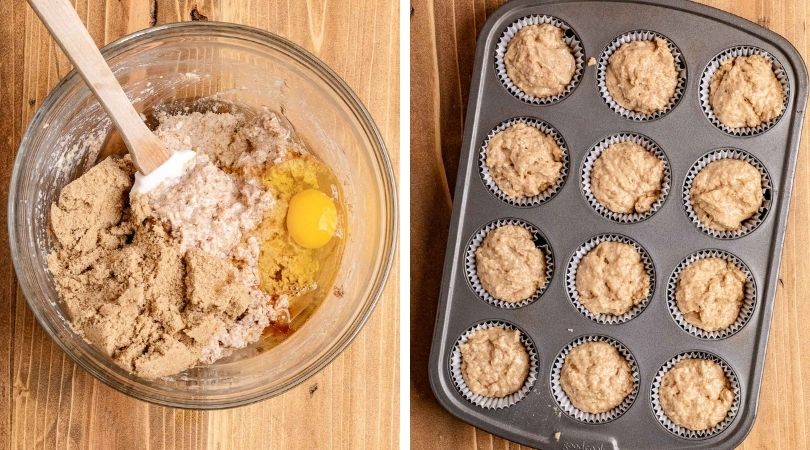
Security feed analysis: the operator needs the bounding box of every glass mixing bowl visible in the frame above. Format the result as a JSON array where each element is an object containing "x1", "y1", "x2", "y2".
[{"x1": 8, "y1": 22, "x2": 396, "y2": 408}]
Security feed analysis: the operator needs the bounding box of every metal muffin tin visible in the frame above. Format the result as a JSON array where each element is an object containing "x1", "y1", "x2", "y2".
[{"x1": 428, "y1": 1, "x2": 808, "y2": 449}]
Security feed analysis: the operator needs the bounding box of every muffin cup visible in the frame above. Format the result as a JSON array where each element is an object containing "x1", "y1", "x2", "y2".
[
  {"x1": 550, "y1": 335, "x2": 640, "y2": 423},
  {"x1": 581, "y1": 132, "x2": 671, "y2": 223},
  {"x1": 565, "y1": 234, "x2": 655, "y2": 324},
  {"x1": 667, "y1": 250, "x2": 756, "y2": 339},
  {"x1": 699, "y1": 46, "x2": 790, "y2": 136},
  {"x1": 449, "y1": 320, "x2": 540, "y2": 409},
  {"x1": 596, "y1": 30, "x2": 687, "y2": 121},
  {"x1": 651, "y1": 351, "x2": 741, "y2": 439},
  {"x1": 495, "y1": 15, "x2": 585, "y2": 105},
  {"x1": 683, "y1": 148, "x2": 772, "y2": 239},
  {"x1": 479, "y1": 117, "x2": 570, "y2": 207},
  {"x1": 465, "y1": 218, "x2": 555, "y2": 309}
]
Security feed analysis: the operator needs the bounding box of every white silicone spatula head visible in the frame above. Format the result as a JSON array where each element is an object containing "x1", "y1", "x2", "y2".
[{"x1": 27, "y1": 0, "x2": 172, "y2": 175}]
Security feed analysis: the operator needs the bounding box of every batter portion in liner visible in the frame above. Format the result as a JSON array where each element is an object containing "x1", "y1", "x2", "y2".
[
  {"x1": 709, "y1": 55, "x2": 784, "y2": 128},
  {"x1": 505, "y1": 23, "x2": 577, "y2": 98},
  {"x1": 676, "y1": 257, "x2": 746, "y2": 332},
  {"x1": 475, "y1": 224, "x2": 546, "y2": 303},
  {"x1": 560, "y1": 341, "x2": 634, "y2": 413},
  {"x1": 575, "y1": 241, "x2": 649, "y2": 316},
  {"x1": 606, "y1": 37, "x2": 679, "y2": 114},
  {"x1": 690, "y1": 159, "x2": 763, "y2": 232},
  {"x1": 660, "y1": 358, "x2": 735, "y2": 431},
  {"x1": 486, "y1": 123, "x2": 564, "y2": 199},
  {"x1": 590, "y1": 142, "x2": 665, "y2": 214},
  {"x1": 460, "y1": 326, "x2": 530, "y2": 398}
]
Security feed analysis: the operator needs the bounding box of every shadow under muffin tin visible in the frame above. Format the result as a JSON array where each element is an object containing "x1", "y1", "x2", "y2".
[{"x1": 429, "y1": 1, "x2": 807, "y2": 449}]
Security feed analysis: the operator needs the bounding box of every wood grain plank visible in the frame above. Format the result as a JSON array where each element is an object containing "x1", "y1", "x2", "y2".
[
  {"x1": 1, "y1": 1, "x2": 398, "y2": 449},
  {"x1": 0, "y1": 1, "x2": 26, "y2": 448},
  {"x1": 410, "y1": 0, "x2": 810, "y2": 449}
]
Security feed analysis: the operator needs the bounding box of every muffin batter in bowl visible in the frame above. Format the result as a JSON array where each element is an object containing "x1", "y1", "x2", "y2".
[
  {"x1": 660, "y1": 358, "x2": 734, "y2": 431},
  {"x1": 504, "y1": 23, "x2": 577, "y2": 98},
  {"x1": 676, "y1": 258, "x2": 746, "y2": 332},
  {"x1": 485, "y1": 122, "x2": 564, "y2": 199},
  {"x1": 474, "y1": 224, "x2": 546, "y2": 303},
  {"x1": 690, "y1": 159, "x2": 763, "y2": 232},
  {"x1": 560, "y1": 341, "x2": 634, "y2": 413},
  {"x1": 460, "y1": 326, "x2": 530, "y2": 398},
  {"x1": 47, "y1": 107, "x2": 344, "y2": 379},
  {"x1": 709, "y1": 55, "x2": 785, "y2": 128},
  {"x1": 590, "y1": 142, "x2": 664, "y2": 214},
  {"x1": 575, "y1": 241, "x2": 649, "y2": 316},
  {"x1": 606, "y1": 37, "x2": 679, "y2": 115}
]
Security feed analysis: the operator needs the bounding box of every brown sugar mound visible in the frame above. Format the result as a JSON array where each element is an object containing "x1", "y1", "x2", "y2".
[{"x1": 47, "y1": 156, "x2": 262, "y2": 379}]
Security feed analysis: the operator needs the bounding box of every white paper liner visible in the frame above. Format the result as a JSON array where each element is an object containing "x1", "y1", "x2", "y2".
[
  {"x1": 565, "y1": 234, "x2": 655, "y2": 324},
  {"x1": 596, "y1": 30, "x2": 687, "y2": 121},
  {"x1": 651, "y1": 351, "x2": 741, "y2": 439},
  {"x1": 667, "y1": 250, "x2": 756, "y2": 339},
  {"x1": 465, "y1": 218, "x2": 554, "y2": 309},
  {"x1": 683, "y1": 149, "x2": 773, "y2": 239},
  {"x1": 479, "y1": 117, "x2": 570, "y2": 207},
  {"x1": 550, "y1": 335, "x2": 639, "y2": 423},
  {"x1": 449, "y1": 321, "x2": 539, "y2": 409},
  {"x1": 581, "y1": 133, "x2": 671, "y2": 223},
  {"x1": 699, "y1": 46, "x2": 790, "y2": 136},
  {"x1": 494, "y1": 15, "x2": 585, "y2": 105}
]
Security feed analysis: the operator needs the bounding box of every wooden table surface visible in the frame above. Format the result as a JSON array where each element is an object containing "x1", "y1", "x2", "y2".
[
  {"x1": 0, "y1": 1, "x2": 399, "y2": 449},
  {"x1": 411, "y1": 0, "x2": 810, "y2": 448}
]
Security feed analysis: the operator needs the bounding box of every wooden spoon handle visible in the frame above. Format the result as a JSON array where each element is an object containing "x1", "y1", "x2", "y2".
[{"x1": 27, "y1": 0, "x2": 171, "y2": 174}]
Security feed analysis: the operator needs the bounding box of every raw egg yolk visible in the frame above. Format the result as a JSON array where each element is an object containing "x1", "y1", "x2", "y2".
[{"x1": 286, "y1": 189, "x2": 337, "y2": 249}]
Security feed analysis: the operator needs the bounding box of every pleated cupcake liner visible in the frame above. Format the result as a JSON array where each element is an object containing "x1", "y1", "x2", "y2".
[
  {"x1": 565, "y1": 234, "x2": 655, "y2": 324},
  {"x1": 449, "y1": 320, "x2": 539, "y2": 409},
  {"x1": 699, "y1": 46, "x2": 790, "y2": 136},
  {"x1": 580, "y1": 132, "x2": 671, "y2": 223},
  {"x1": 549, "y1": 335, "x2": 639, "y2": 424},
  {"x1": 495, "y1": 15, "x2": 585, "y2": 105},
  {"x1": 479, "y1": 117, "x2": 570, "y2": 207},
  {"x1": 683, "y1": 148, "x2": 773, "y2": 239},
  {"x1": 651, "y1": 351, "x2": 741, "y2": 440},
  {"x1": 667, "y1": 249, "x2": 756, "y2": 339},
  {"x1": 465, "y1": 218, "x2": 554, "y2": 309},
  {"x1": 596, "y1": 30, "x2": 687, "y2": 121}
]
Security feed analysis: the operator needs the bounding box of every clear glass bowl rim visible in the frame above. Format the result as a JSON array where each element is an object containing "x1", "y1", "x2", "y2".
[{"x1": 8, "y1": 21, "x2": 398, "y2": 409}]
